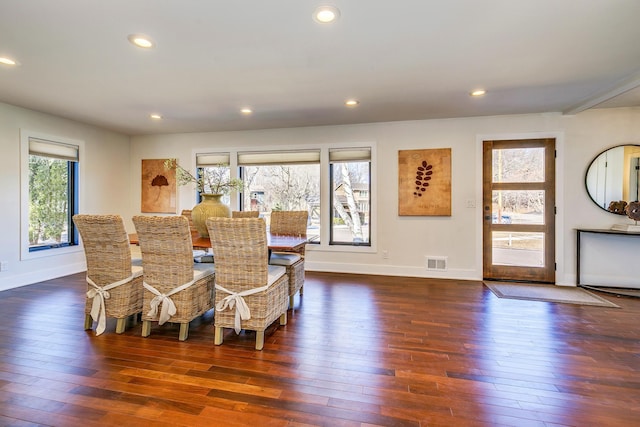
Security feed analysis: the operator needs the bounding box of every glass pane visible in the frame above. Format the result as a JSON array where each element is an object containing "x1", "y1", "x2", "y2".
[
  {"x1": 241, "y1": 164, "x2": 320, "y2": 242},
  {"x1": 29, "y1": 155, "x2": 70, "y2": 248},
  {"x1": 492, "y1": 232, "x2": 544, "y2": 267},
  {"x1": 492, "y1": 190, "x2": 544, "y2": 225},
  {"x1": 492, "y1": 147, "x2": 544, "y2": 183},
  {"x1": 331, "y1": 161, "x2": 370, "y2": 244}
]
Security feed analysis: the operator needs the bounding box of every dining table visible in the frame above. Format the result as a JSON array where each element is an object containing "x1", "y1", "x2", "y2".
[{"x1": 128, "y1": 231, "x2": 308, "y2": 253}]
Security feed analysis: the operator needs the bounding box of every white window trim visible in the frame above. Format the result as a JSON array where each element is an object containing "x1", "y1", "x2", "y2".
[{"x1": 20, "y1": 129, "x2": 85, "y2": 260}]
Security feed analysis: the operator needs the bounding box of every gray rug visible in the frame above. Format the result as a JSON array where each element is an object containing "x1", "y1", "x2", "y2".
[{"x1": 484, "y1": 282, "x2": 620, "y2": 308}]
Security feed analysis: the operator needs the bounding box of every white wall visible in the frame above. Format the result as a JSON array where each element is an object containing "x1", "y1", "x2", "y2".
[
  {"x1": 0, "y1": 102, "x2": 132, "y2": 291},
  {"x1": 2, "y1": 101, "x2": 639, "y2": 290},
  {"x1": 130, "y1": 107, "x2": 640, "y2": 287}
]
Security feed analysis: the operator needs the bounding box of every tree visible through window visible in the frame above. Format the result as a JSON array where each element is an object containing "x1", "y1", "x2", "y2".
[
  {"x1": 196, "y1": 147, "x2": 373, "y2": 248},
  {"x1": 241, "y1": 164, "x2": 320, "y2": 241},
  {"x1": 331, "y1": 161, "x2": 370, "y2": 244},
  {"x1": 27, "y1": 138, "x2": 78, "y2": 251}
]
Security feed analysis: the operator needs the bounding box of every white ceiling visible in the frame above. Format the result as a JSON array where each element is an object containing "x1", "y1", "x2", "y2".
[{"x1": 1, "y1": 0, "x2": 640, "y2": 136}]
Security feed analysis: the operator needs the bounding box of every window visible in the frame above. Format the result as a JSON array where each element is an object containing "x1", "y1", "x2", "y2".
[
  {"x1": 330, "y1": 148, "x2": 371, "y2": 245},
  {"x1": 194, "y1": 144, "x2": 374, "y2": 250},
  {"x1": 238, "y1": 150, "x2": 320, "y2": 242},
  {"x1": 25, "y1": 135, "x2": 79, "y2": 253},
  {"x1": 196, "y1": 152, "x2": 234, "y2": 205}
]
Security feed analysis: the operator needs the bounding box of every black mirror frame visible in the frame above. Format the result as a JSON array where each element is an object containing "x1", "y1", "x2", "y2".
[{"x1": 585, "y1": 144, "x2": 640, "y2": 215}]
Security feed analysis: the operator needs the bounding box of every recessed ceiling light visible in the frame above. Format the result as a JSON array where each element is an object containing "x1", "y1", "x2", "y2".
[
  {"x1": 240, "y1": 108, "x2": 253, "y2": 114},
  {"x1": 128, "y1": 34, "x2": 155, "y2": 49},
  {"x1": 0, "y1": 57, "x2": 17, "y2": 66},
  {"x1": 470, "y1": 89, "x2": 486, "y2": 97},
  {"x1": 345, "y1": 99, "x2": 359, "y2": 107},
  {"x1": 150, "y1": 114, "x2": 162, "y2": 120},
  {"x1": 313, "y1": 5, "x2": 340, "y2": 23}
]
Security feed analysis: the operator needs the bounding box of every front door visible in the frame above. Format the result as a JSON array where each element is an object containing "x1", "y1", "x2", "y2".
[{"x1": 482, "y1": 138, "x2": 555, "y2": 283}]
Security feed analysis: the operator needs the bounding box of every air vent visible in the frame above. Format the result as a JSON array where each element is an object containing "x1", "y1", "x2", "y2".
[{"x1": 426, "y1": 256, "x2": 447, "y2": 271}]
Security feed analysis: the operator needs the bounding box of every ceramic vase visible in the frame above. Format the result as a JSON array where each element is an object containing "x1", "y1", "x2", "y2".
[{"x1": 191, "y1": 194, "x2": 231, "y2": 237}]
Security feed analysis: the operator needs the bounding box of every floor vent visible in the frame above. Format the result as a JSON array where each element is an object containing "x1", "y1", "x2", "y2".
[{"x1": 426, "y1": 256, "x2": 448, "y2": 271}]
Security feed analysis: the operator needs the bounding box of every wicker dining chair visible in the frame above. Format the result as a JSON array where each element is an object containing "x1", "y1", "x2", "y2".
[
  {"x1": 73, "y1": 214, "x2": 143, "y2": 335},
  {"x1": 182, "y1": 209, "x2": 209, "y2": 257},
  {"x1": 206, "y1": 217, "x2": 288, "y2": 350},
  {"x1": 232, "y1": 210, "x2": 260, "y2": 218},
  {"x1": 268, "y1": 210, "x2": 308, "y2": 308},
  {"x1": 132, "y1": 215, "x2": 215, "y2": 341}
]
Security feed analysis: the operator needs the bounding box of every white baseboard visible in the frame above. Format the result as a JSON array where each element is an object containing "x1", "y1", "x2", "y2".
[
  {"x1": 0, "y1": 262, "x2": 86, "y2": 292},
  {"x1": 305, "y1": 260, "x2": 480, "y2": 281}
]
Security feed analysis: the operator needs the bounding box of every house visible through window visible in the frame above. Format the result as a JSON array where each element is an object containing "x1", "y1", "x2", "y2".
[
  {"x1": 27, "y1": 137, "x2": 79, "y2": 251},
  {"x1": 238, "y1": 150, "x2": 321, "y2": 243},
  {"x1": 193, "y1": 145, "x2": 374, "y2": 249},
  {"x1": 330, "y1": 148, "x2": 371, "y2": 245}
]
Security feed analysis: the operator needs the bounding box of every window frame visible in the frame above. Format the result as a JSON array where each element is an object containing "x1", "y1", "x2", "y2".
[{"x1": 20, "y1": 130, "x2": 84, "y2": 260}]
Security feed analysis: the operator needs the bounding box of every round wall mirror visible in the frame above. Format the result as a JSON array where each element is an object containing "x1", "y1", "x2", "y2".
[{"x1": 585, "y1": 144, "x2": 640, "y2": 214}]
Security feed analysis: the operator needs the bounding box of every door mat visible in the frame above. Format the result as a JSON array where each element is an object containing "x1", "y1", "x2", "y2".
[{"x1": 484, "y1": 282, "x2": 619, "y2": 308}]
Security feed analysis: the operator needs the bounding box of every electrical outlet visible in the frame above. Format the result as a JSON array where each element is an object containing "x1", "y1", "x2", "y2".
[
  {"x1": 0, "y1": 261, "x2": 7, "y2": 272},
  {"x1": 382, "y1": 250, "x2": 389, "y2": 259},
  {"x1": 466, "y1": 199, "x2": 476, "y2": 208}
]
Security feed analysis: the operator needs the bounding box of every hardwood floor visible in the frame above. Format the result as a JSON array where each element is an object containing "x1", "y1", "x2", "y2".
[{"x1": 1, "y1": 272, "x2": 639, "y2": 426}]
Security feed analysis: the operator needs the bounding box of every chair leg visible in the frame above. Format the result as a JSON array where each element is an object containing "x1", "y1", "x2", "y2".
[
  {"x1": 115, "y1": 318, "x2": 127, "y2": 334},
  {"x1": 289, "y1": 295, "x2": 294, "y2": 309},
  {"x1": 178, "y1": 323, "x2": 189, "y2": 341},
  {"x1": 280, "y1": 311, "x2": 287, "y2": 326},
  {"x1": 255, "y1": 331, "x2": 265, "y2": 350},
  {"x1": 299, "y1": 284, "x2": 303, "y2": 295},
  {"x1": 84, "y1": 314, "x2": 93, "y2": 330},
  {"x1": 214, "y1": 326, "x2": 223, "y2": 345},
  {"x1": 142, "y1": 320, "x2": 151, "y2": 337}
]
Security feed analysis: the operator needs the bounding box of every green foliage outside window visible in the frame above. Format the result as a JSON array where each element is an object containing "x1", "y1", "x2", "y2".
[{"x1": 29, "y1": 155, "x2": 69, "y2": 246}]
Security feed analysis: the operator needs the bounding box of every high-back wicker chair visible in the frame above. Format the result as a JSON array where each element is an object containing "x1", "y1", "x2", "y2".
[
  {"x1": 132, "y1": 215, "x2": 215, "y2": 341},
  {"x1": 268, "y1": 210, "x2": 308, "y2": 308},
  {"x1": 232, "y1": 210, "x2": 260, "y2": 218},
  {"x1": 206, "y1": 217, "x2": 288, "y2": 350},
  {"x1": 73, "y1": 214, "x2": 143, "y2": 335},
  {"x1": 180, "y1": 209, "x2": 197, "y2": 232},
  {"x1": 182, "y1": 209, "x2": 209, "y2": 258}
]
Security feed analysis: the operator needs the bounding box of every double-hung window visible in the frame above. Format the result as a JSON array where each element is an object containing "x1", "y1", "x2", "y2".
[
  {"x1": 329, "y1": 148, "x2": 371, "y2": 245},
  {"x1": 25, "y1": 136, "x2": 79, "y2": 253}
]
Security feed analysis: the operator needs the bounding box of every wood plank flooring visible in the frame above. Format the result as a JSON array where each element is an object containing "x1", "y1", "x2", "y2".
[{"x1": 1, "y1": 272, "x2": 639, "y2": 426}]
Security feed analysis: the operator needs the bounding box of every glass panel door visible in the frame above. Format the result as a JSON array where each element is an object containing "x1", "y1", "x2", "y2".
[{"x1": 483, "y1": 139, "x2": 555, "y2": 283}]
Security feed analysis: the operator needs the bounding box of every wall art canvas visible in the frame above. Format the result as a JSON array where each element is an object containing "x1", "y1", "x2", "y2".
[
  {"x1": 141, "y1": 159, "x2": 176, "y2": 213},
  {"x1": 398, "y1": 148, "x2": 451, "y2": 216}
]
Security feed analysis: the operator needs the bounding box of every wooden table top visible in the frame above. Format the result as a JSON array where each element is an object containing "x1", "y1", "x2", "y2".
[{"x1": 129, "y1": 231, "x2": 307, "y2": 252}]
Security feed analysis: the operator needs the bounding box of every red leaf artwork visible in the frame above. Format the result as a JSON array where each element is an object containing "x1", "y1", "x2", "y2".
[{"x1": 413, "y1": 160, "x2": 433, "y2": 197}]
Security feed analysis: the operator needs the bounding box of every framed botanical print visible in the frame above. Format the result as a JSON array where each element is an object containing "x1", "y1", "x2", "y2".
[
  {"x1": 398, "y1": 148, "x2": 451, "y2": 216},
  {"x1": 141, "y1": 159, "x2": 176, "y2": 213}
]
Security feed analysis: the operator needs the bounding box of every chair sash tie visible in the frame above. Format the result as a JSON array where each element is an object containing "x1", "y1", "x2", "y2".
[
  {"x1": 86, "y1": 274, "x2": 136, "y2": 335},
  {"x1": 215, "y1": 283, "x2": 269, "y2": 334},
  {"x1": 143, "y1": 280, "x2": 195, "y2": 325}
]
